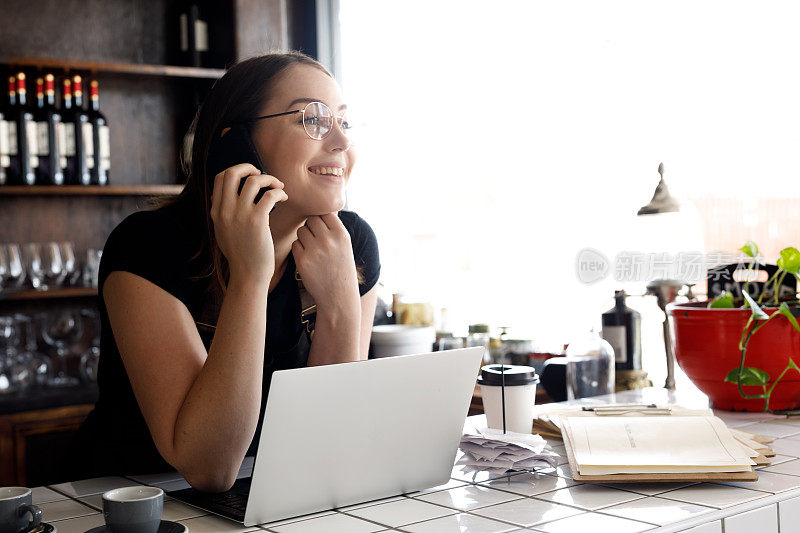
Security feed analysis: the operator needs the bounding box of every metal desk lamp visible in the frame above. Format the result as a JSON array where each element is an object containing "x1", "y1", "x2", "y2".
[{"x1": 638, "y1": 163, "x2": 693, "y2": 390}]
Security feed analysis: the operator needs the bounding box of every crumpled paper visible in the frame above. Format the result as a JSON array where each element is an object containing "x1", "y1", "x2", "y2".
[{"x1": 456, "y1": 427, "x2": 560, "y2": 475}]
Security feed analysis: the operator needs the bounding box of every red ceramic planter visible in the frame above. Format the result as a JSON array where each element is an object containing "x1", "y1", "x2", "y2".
[{"x1": 668, "y1": 301, "x2": 800, "y2": 411}]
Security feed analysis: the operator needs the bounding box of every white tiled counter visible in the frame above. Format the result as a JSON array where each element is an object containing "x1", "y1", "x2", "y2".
[{"x1": 35, "y1": 387, "x2": 800, "y2": 532}]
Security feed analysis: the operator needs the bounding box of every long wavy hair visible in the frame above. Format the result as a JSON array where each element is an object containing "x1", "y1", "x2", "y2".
[{"x1": 167, "y1": 52, "x2": 332, "y2": 301}]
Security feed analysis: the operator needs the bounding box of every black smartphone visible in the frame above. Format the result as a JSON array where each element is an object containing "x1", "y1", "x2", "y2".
[{"x1": 206, "y1": 123, "x2": 272, "y2": 204}]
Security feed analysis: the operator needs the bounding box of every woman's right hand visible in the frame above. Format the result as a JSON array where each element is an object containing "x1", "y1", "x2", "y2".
[{"x1": 210, "y1": 164, "x2": 288, "y2": 284}]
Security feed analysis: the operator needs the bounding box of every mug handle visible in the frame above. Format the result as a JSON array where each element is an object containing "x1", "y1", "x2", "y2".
[{"x1": 19, "y1": 503, "x2": 43, "y2": 529}]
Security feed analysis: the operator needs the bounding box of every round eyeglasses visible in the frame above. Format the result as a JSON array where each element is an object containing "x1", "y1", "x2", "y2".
[{"x1": 249, "y1": 101, "x2": 351, "y2": 140}]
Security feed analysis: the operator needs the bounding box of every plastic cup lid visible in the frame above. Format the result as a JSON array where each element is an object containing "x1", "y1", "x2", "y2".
[{"x1": 477, "y1": 364, "x2": 540, "y2": 386}]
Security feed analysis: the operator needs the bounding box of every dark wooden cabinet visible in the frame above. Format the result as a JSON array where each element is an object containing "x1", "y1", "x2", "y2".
[
  {"x1": 0, "y1": 404, "x2": 94, "y2": 486},
  {"x1": 0, "y1": 0, "x2": 292, "y2": 254},
  {"x1": 0, "y1": 0, "x2": 293, "y2": 486}
]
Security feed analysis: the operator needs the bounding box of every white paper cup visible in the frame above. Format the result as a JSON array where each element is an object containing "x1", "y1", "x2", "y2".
[{"x1": 478, "y1": 364, "x2": 539, "y2": 434}]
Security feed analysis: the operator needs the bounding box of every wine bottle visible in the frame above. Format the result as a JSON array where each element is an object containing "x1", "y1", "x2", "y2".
[
  {"x1": 33, "y1": 76, "x2": 64, "y2": 185},
  {"x1": 601, "y1": 290, "x2": 643, "y2": 371},
  {"x1": 88, "y1": 80, "x2": 109, "y2": 185},
  {"x1": 45, "y1": 74, "x2": 66, "y2": 184},
  {"x1": 0, "y1": 76, "x2": 13, "y2": 185},
  {"x1": 14, "y1": 72, "x2": 38, "y2": 186},
  {"x1": 33, "y1": 77, "x2": 49, "y2": 184},
  {"x1": 179, "y1": 2, "x2": 209, "y2": 67},
  {"x1": 73, "y1": 75, "x2": 94, "y2": 186},
  {"x1": 60, "y1": 78, "x2": 76, "y2": 184},
  {"x1": 62, "y1": 75, "x2": 92, "y2": 185}
]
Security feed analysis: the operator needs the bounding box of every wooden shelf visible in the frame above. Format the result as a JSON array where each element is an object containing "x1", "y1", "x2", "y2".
[
  {"x1": 3, "y1": 57, "x2": 225, "y2": 79},
  {"x1": 0, "y1": 287, "x2": 97, "y2": 302},
  {"x1": 0, "y1": 185, "x2": 183, "y2": 197}
]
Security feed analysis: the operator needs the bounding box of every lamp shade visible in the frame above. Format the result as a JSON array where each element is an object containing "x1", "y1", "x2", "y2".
[{"x1": 638, "y1": 162, "x2": 680, "y2": 215}]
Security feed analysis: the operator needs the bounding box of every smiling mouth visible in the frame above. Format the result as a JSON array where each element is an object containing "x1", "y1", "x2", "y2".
[{"x1": 308, "y1": 166, "x2": 344, "y2": 177}]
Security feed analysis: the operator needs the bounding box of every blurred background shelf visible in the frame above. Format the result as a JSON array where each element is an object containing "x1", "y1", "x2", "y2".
[
  {"x1": 2, "y1": 57, "x2": 225, "y2": 79},
  {"x1": 0, "y1": 0, "x2": 314, "y2": 487},
  {"x1": 0, "y1": 185, "x2": 183, "y2": 197},
  {"x1": 0, "y1": 288, "x2": 98, "y2": 302}
]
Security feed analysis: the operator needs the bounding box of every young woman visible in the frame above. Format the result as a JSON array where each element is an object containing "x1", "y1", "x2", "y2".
[{"x1": 66, "y1": 52, "x2": 380, "y2": 491}]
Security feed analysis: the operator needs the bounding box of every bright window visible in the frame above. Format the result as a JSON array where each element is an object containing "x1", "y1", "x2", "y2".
[{"x1": 338, "y1": 0, "x2": 800, "y2": 383}]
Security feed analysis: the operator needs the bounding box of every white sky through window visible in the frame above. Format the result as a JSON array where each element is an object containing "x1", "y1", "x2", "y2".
[{"x1": 338, "y1": 0, "x2": 800, "y2": 381}]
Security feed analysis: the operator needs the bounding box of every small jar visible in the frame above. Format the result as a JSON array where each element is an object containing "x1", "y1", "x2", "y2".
[
  {"x1": 467, "y1": 323, "x2": 492, "y2": 363},
  {"x1": 564, "y1": 329, "x2": 615, "y2": 400},
  {"x1": 438, "y1": 334, "x2": 465, "y2": 351}
]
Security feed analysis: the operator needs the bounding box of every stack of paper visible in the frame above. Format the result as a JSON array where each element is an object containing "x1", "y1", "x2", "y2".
[
  {"x1": 457, "y1": 428, "x2": 560, "y2": 475},
  {"x1": 532, "y1": 404, "x2": 717, "y2": 439},
  {"x1": 561, "y1": 415, "x2": 759, "y2": 477}
]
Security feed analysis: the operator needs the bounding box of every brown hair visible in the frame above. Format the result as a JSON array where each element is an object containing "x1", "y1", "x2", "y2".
[{"x1": 167, "y1": 52, "x2": 332, "y2": 300}]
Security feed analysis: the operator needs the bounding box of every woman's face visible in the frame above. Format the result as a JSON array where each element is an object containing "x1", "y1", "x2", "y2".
[{"x1": 251, "y1": 64, "x2": 355, "y2": 217}]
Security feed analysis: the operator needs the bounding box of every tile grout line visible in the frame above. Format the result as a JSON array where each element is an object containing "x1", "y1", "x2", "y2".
[
  {"x1": 403, "y1": 489, "x2": 624, "y2": 530},
  {"x1": 337, "y1": 493, "x2": 548, "y2": 531},
  {"x1": 410, "y1": 483, "x2": 534, "y2": 503},
  {"x1": 42, "y1": 490, "x2": 102, "y2": 524},
  {"x1": 333, "y1": 508, "x2": 417, "y2": 531},
  {"x1": 460, "y1": 507, "x2": 564, "y2": 530},
  {"x1": 650, "y1": 487, "x2": 774, "y2": 509},
  {"x1": 528, "y1": 508, "x2": 662, "y2": 532},
  {"x1": 399, "y1": 481, "x2": 663, "y2": 529},
  {"x1": 525, "y1": 492, "x2": 647, "y2": 515},
  {"x1": 46, "y1": 484, "x2": 81, "y2": 500},
  {"x1": 333, "y1": 473, "x2": 551, "y2": 531},
  {"x1": 46, "y1": 469, "x2": 672, "y2": 532},
  {"x1": 588, "y1": 507, "x2": 675, "y2": 528}
]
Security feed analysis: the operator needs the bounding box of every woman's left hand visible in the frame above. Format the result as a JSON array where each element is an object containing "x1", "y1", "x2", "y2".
[{"x1": 292, "y1": 213, "x2": 360, "y2": 312}]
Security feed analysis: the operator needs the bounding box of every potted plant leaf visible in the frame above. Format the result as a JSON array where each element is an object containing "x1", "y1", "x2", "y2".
[{"x1": 667, "y1": 242, "x2": 800, "y2": 412}]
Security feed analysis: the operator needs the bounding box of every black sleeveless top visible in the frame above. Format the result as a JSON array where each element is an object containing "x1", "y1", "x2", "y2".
[{"x1": 66, "y1": 202, "x2": 380, "y2": 479}]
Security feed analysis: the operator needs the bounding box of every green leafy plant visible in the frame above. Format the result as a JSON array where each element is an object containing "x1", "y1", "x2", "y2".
[{"x1": 712, "y1": 241, "x2": 800, "y2": 412}]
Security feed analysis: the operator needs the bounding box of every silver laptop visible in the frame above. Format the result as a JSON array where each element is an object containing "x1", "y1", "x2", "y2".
[{"x1": 169, "y1": 346, "x2": 484, "y2": 526}]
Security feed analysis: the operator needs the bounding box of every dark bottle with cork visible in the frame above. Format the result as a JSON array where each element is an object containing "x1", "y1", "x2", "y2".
[{"x1": 601, "y1": 290, "x2": 642, "y2": 371}]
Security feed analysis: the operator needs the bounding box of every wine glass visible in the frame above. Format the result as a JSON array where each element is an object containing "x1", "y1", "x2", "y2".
[
  {"x1": 15, "y1": 314, "x2": 53, "y2": 388},
  {"x1": 7, "y1": 352, "x2": 33, "y2": 391},
  {"x1": 41, "y1": 310, "x2": 83, "y2": 387},
  {"x1": 0, "y1": 246, "x2": 8, "y2": 291},
  {"x1": 79, "y1": 309, "x2": 101, "y2": 383},
  {"x1": 0, "y1": 315, "x2": 19, "y2": 353},
  {"x1": 41, "y1": 242, "x2": 64, "y2": 289},
  {"x1": 0, "y1": 316, "x2": 22, "y2": 394},
  {"x1": 5, "y1": 244, "x2": 25, "y2": 289},
  {"x1": 0, "y1": 358, "x2": 12, "y2": 394},
  {"x1": 24, "y1": 243, "x2": 46, "y2": 290},
  {"x1": 57, "y1": 242, "x2": 77, "y2": 287},
  {"x1": 83, "y1": 249, "x2": 102, "y2": 288}
]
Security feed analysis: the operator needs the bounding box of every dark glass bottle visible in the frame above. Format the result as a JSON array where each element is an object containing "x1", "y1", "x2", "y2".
[
  {"x1": 72, "y1": 75, "x2": 94, "y2": 186},
  {"x1": 60, "y1": 78, "x2": 76, "y2": 184},
  {"x1": 0, "y1": 76, "x2": 13, "y2": 185},
  {"x1": 62, "y1": 76, "x2": 92, "y2": 185},
  {"x1": 88, "y1": 80, "x2": 109, "y2": 185},
  {"x1": 601, "y1": 290, "x2": 642, "y2": 371},
  {"x1": 45, "y1": 74, "x2": 67, "y2": 184},
  {"x1": 179, "y1": 2, "x2": 209, "y2": 67},
  {"x1": 33, "y1": 76, "x2": 64, "y2": 185},
  {"x1": 14, "y1": 72, "x2": 38, "y2": 186}
]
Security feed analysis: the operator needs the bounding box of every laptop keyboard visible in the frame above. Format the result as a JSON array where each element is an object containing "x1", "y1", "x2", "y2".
[{"x1": 169, "y1": 477, "x2": 252, "y2": 521}]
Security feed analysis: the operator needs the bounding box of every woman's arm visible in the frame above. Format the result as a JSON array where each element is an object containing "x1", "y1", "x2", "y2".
[
  {"x1": 306, "y1": 284, "x2": 378, "y2": 365},
  {"x1": 105, "y1": 166, "x2": 288, "y2": 492},
  {"x1": 294, "y1": 213, "x2": 377, "y2": 365},
  {"x1": 358, "y1": 285, "x2": 379, "y2": 359},
  {"x1": 104, "y1": 270, "x2": 267, "y2": 492}
]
